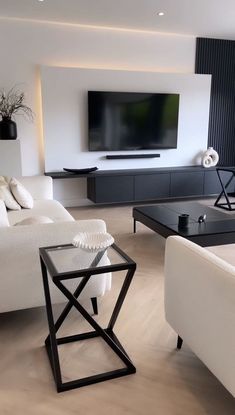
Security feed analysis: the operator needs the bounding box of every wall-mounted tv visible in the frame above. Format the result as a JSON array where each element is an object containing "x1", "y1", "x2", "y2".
[{"x1": 88, "y1": 91, "x2": 180, "y2": 151}]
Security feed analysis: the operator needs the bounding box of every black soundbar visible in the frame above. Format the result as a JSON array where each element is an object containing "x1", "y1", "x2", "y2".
[{"x1": 106, "y1": 154, "x2": 160, "y2": 160}]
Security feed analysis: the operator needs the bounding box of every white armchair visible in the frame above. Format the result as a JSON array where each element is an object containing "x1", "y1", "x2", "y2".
[
  {"x1": 0, "y1": 175, "x2": 111, "y2": 313},
  {"x1": 164, "y1": 235, "x2": 235, "y2": 397}
]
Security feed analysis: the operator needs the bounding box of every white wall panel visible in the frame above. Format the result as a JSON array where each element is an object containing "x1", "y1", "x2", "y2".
[
  {"x1": 41, "y1": 66, "x2": 211, "y2": 205},
  {"x1": 0, "y1": 141, "x2": 22, "y2": 177},
  {"x1": 41, "y1": 67, "x2": 211, "y2": 172}
]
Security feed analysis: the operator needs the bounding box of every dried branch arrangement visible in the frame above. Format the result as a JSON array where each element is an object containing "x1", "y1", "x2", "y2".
[{"x1": 0, "y1": 87, "x2": 33, "y2": 121}]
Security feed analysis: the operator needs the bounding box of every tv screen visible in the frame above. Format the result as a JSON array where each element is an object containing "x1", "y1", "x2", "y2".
[{"x1": 88, "y1": 91, "x2": 180, "y2": 151}]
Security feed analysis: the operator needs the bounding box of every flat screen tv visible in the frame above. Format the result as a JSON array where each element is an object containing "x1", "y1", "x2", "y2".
[{"x1": 88, "y1": 91, "x2": 180, "y2": 151}]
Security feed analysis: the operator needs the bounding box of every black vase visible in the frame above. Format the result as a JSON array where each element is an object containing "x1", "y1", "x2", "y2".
[{"x1": 0, "y1": 117, "x2": 17, "y2": 140}]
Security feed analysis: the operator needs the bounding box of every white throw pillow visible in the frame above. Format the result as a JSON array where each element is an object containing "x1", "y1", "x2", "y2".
[
  {"x1": 9, "y1": 177, "x2": 34, "y2": 209},
  {"x1": 0, "y1": 199, "x2": 10, "y2": 227},
  {"x1": 14, "y1": 216, "x2": 53, "y2": 226},
  {"x1": 0, "y1": 176, "x2": 21, "y2": 210}
]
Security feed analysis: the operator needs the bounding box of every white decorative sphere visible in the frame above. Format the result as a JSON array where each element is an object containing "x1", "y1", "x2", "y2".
[{"x1": 202, "y1": 147, "x2": 219, "y2": 168}]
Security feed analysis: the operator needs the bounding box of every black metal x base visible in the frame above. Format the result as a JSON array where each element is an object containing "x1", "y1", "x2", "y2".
[
  {"x1": 214, "y1": 167, "x2": 235, "y2": 211},
  {"x1": 40, "y1": 254, "x2": 136, "y2": 393}
]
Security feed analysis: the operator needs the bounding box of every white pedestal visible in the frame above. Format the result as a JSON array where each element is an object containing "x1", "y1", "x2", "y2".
[{"x1": 0, "y1": 140, "x2": 22, "y2": 176}]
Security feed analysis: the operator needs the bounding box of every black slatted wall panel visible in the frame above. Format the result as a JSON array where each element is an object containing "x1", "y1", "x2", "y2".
[{"x1": 195, "y1": 38, "x2": 235, "y2": 166}]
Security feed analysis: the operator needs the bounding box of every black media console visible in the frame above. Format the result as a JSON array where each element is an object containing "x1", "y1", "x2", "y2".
[{"x1": 46, "y1": 166, "x2": 235, "y2": 205}]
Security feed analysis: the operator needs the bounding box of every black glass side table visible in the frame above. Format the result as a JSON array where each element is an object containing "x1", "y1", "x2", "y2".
[
  {"x1": 39, "y1": 242, "x2": 136, "y2": 392},
  {"x1": 214, "y1": 167, "x2": 235, "y2": 211}
]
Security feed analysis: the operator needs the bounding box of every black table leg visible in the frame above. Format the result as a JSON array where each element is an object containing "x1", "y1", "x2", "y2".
[
  {"x1": 40, "y1": 258, "x2": 63, "y2": 392},
  {"x1": 133, "y1": 219, "x2": 136, "y2": 233}
]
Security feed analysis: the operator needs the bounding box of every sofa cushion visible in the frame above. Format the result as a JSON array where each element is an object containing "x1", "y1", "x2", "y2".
[
  {"x1": 14, "y1": 216, "x2": 54, "y2": 226},
  {"x1": 0, "y1": 200, "x2": 10, "y2": 227},
  {"x1": 9, "y1": 177, "x2": 34, "y2": 209},
  {"x1": 0, "y1": 176, "x2": 21, "y2": 210},
  {"x1": 7, "y1": 199, "x2": 74, "y2": 225}
]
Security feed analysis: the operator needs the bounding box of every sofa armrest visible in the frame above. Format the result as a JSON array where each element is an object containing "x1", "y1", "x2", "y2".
[
  {"x1": 0, "y1": 219, "x2": 110, "y2": 312},
  {"x1": 0, "y1": 219, "x2": 107, "y2": 262},
  {"x1": 15, "y1": 175, "x2": 53, "y2": 200}
]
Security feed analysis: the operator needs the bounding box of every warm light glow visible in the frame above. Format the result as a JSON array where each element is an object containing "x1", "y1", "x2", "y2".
[
  {"x1": 0, "y1": 16, "x2": 192, "y2": 38},
  {"x1": 35, "y1": 69, "x2": 45, "y2": 171},
  {"x1": 157, "y1": 12, "x2": 165, "y2": 16},
  {"x1": 40, "y1": 63, "x2": 187, "y2": 76}
]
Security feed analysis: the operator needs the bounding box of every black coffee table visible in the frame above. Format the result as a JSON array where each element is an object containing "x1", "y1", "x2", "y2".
[{"x1": 133, "y1": 201, "x2": 235, "y2": 246}]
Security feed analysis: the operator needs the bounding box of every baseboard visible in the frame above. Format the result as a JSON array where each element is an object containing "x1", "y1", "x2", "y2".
[{"x1": 58, "y1": 198, "x2": 93, "y2": 208}]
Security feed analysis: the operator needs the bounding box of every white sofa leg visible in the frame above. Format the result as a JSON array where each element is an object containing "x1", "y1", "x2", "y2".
[
  {"x1": 177, "y1": 335, "x2": 183, "y2": 349},
  {"x1": 91, "y1": 297, "x2": 98, "y2": 315}
]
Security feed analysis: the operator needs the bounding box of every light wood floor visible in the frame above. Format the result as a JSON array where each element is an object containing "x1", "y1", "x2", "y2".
[{"x1": 0, "y1": 204, "x2": 234, "y2": 414}]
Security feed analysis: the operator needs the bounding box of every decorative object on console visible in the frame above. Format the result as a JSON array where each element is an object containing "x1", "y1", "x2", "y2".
[
  {"x1": 202, "y1": 147, "x2": 219, "y2": 168},
  {"x1": 0, "y1": 86, "x2": 33, "y2": 140},
  {"x1": 63, "y1": 167, "x2": 98, "y2": 174},
  {"x1": 73, "y1": 231, "x2": 114, "y2": 252}
]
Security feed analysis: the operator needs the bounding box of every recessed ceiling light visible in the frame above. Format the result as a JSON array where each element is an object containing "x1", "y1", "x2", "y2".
[
  {"x1": 157, "y1": 12, "x2": 165, "y2": 16},
  {"x1": 38, "y1": 0, "x2": 44, "y2": 2}
]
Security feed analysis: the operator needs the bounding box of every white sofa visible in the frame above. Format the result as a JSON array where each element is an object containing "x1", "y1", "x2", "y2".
[
  {"x1": 0, "y1": 175, "x2": 111, "y2": 313},
  {"x1": 164, "y1": 235, "x2": 235, "y2": 397}
]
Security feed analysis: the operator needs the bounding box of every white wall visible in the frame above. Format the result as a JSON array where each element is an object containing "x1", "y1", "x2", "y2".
[
  {"x1": 0, "y1": 17, "x2": 210, "y2": 206},
  {"x1": 0, "y1": 18, "x2": 196, "y2": 177},
  {"x1": 0, "y1": 141, "x2": 22, "y2": 177}
]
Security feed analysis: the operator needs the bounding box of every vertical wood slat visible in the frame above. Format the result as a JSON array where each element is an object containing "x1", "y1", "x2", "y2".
[{"x1": 195, "y1": 38, "x2": 235, "y2": 166}]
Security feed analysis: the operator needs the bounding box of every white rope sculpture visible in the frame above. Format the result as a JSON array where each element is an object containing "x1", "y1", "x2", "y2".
[{"x1": 202, "y1": 147, "x2": 219, "y2": 168}]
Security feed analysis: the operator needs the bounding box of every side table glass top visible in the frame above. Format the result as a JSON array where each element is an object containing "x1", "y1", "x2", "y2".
[{"x1": 41, "y1": 243, "x2": 133, "y2": 277}]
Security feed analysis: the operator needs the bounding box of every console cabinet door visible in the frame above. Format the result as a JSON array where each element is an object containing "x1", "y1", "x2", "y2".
[
  {"x1": 87, "y1": 176, "x2": 134, "y2": 203},
  {"x1": 134, "y1": 173, "x2": 170, "y2": 201},
  {"x1": 170, "y1": 172, "x2": 204, "y2": 197},
  {"x1": 87, "y1": 168, "x2": 213, "y2": 203},
  {"x1": 204, "y1": 170, "x2": 221, "y2": 195}
]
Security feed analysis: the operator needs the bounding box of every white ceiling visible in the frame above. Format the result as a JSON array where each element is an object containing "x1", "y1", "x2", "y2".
[{"x1": 0, "y1": 0, "x2": 235, "y2": 39}]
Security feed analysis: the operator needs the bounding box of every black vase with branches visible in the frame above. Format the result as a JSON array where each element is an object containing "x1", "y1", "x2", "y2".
[
  {"x1": 0, "y1": 117, "x2": 17, "y2": 140},
  {"x1": 0, "y1": 87, "x2": 33, "y2": 140}
]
